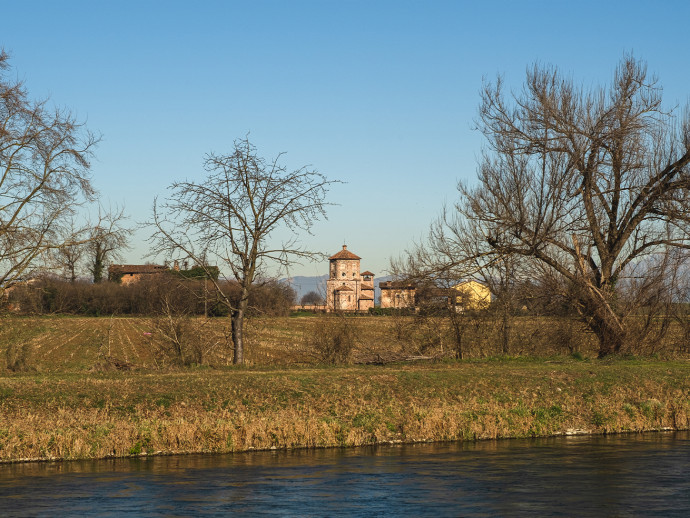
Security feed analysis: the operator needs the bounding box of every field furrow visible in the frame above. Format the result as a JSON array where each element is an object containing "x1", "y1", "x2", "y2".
[{"x1": 1, "y1": 314, "x2": 680, "y2": 373}]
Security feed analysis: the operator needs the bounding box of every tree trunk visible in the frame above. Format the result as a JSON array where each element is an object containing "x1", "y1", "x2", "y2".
[
  {"x1": 448, "y1": 302, "x2": 464, "y2": 360},
  {"x1": 452, "y1": 320, "x2": 464, "y2": 360},
  {"x1": 591, "y1": 316, "x2": 625, "y2": 358},
  {"x1": 92, "y1": 243, "x2": 104, "y2": 283},
  {"x1": 231, "y1": 309, "x2": 244, "y2": 364},
  {"x1": 501, "y1": 306, "x2": 510, "y2": 355},
  {"x1": 231, "y1": 290, "x2": 250, "y2": 365},
  {"x1": 93, "y1": 264, "x2": 103, "y2": 282},
  {"x1": 580, "y1": 299, "x2": 626, "y2": 358}
]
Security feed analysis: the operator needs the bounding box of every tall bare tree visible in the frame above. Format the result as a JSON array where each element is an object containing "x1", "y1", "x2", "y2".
[
  {"x1": 88, "y1": 205, "x2": 130, "y2": 283},
  {"x1": 0, "y1": 51, "x2": 99, "y2": 293},
  {"x1": 149, "y1": 137, "x2": 336, "y2": 364},
  {"x1": 50, "y1": 218, "x2": 86, "y2": 282},
  {"x1": 416, "y1": 57, "x2": 690, "y2": 358}
]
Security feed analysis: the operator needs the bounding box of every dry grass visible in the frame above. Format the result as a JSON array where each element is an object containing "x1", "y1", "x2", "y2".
[
  {"x1": 1, "y1": 314, "x2": 689, "y2": 462},
  {"x1": 0, "y1": 359, "x2": 689, "y2": 461}
]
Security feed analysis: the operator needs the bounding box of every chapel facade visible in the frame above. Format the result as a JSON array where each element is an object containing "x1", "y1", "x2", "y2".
[
  {"x1": 379, "y1": 281, "x2": 417, "y2": 309},
  {"x1": 326, "y1": 245, "x2": 375, "y2": 312}
]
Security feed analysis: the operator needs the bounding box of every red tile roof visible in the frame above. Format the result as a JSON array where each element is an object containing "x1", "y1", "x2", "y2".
[
  {"x1": 108, "y1": 264, "x2": 169, "y2": 275},
  {"x1": 329, "y1": 245, "x2": 361, "y2": 260},
  {"x1": 360, "y1": 271, "x2": 375, "y2": 276},
  {"x1": 379, "y1": 281, "x2": 416, "y2": 289}
]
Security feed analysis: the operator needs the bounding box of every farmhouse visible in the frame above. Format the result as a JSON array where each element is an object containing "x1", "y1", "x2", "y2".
[
  {"x1": 452, "y1": 280, "x2": 491, "y2": 311},
  {"x1": 379, "y1": 281, "x2": 416, "y2": 309},
  {"x1": 108, "y1": 264, "x2": 169, "y2": 285},
  {"x1": 379, "y1": 279, "x2": 490, "y2": 311},
  {"x1": 326, "y1": 246, "x2": 375, "y2": 312}
]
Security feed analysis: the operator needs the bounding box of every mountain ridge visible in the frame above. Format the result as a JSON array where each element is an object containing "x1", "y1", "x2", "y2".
[{"x1": 282, "y1": 274, "x2": 393, "y2": 303}]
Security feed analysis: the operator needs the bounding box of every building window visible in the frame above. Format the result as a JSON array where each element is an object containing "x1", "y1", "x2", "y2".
[{"x1": 342, "y1": 272, "x2": 345, "y2": 277}]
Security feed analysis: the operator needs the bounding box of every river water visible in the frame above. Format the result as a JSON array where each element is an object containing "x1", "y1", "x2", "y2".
[{"x1": 1, "y1": 431, "x2": 688, "y2": 516}]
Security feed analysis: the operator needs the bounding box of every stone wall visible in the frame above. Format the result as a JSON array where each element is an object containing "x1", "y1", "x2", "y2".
[{"x1": 380, "y1": 283, "x2": 416, "y2": 309}]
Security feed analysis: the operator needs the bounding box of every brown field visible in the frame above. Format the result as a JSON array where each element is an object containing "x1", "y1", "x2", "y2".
[
  {"x1": 0, "y1": 314, "x2": 689, "y2": 462},
  {"x1": 0, "y1": 314, "x2": 571, "y2": 372},
  {"x1": 1, "y1": 312, "x2": 685, "y2": 373}
]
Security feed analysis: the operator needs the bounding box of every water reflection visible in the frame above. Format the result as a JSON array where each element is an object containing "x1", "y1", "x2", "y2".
[{"x1": 1, "y1": 432, "x2": 688, "y2": 516}]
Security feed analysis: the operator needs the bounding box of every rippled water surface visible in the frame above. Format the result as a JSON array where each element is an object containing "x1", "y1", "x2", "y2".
[{"x1": 1, "y1": 432, "x2": 688, "y2": 516}]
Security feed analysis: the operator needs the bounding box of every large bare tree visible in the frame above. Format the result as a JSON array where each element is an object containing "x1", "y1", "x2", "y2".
[
  {"x1": 418, "y1": 57, "x2": 690, "y2": 357},
  {"x1": 48, "y1": 206, "x2": 130, "y2": 283},
  {"x1": 149, "y1": 137, "x2": 336, "y2": 364},
  {"x1": 50, "y1": 218, "x2": 86, "y2": 282},
  {"x1": 0, "y1": 51, "x2": 99, "y2": 293},
  {"x1": 88, "y1": 205, "x2": 130, "y2": 283}
]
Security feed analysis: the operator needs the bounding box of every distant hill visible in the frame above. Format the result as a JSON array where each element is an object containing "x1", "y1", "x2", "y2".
[
  {"x1": 283, "y1": 275, "x2": 328, "y2": 301},
  {"x1": 283, "y1": 274, "x2": 393, "y2": 304}
]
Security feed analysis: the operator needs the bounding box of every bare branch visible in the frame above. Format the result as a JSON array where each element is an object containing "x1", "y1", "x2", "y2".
[
  {"x1": 0, "y1": 51, "x2": 101, "y2": 292},
  {"x1": 147, "y1": 137, "x2": 338, "y2": 363},
  {"x1": 405, "y1": 56, "x2": 690, "y2": 358}
]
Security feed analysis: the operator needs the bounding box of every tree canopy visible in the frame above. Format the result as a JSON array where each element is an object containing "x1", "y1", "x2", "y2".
[
  {"x1": 149, "y1": 137, "x2": 337, "y2": 363},
  {"x1": 407, "y1": 57, "x2": 690, "y2": 357},
  {"x1": 0, "y1": 51, "x2": 100, "y2": 290}
]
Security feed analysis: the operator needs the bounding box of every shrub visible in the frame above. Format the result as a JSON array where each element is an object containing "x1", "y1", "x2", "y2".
[
  {"x1": 5, "y1": 342, "x2": 33, "y2": 372},
  {"x1": 5, "y1": 275, "x2": 295, "y2": 317},
  {"x1": 308, "y1": 316, "x2": 358, "y2": 364},
  {"x1": 149, "y1": 298, "x2": 210, "y2": 367}
]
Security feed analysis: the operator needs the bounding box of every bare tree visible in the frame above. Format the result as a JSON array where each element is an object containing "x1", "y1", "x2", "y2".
[
  {"x1": 300, "y1": 290, "x2": 325, "y2": 305},
  {"x1": 0, "y1": 51, "x2": 100, "y2": 292},
  {"x1": 416, "y1": 57, "x2": 690, "y2": 358},
  {"x1": 47, "y1": 207, "x2": 129, "y2": 284},
  {"x1": 88, "y1": 205, "x2": 130, "y2": 283},
  {"x1": 50, "y1": 217, "x2": 87, "y2": 282},
  {"x1": 149, "y1": 137, "x2": 337, "y2": 364}
]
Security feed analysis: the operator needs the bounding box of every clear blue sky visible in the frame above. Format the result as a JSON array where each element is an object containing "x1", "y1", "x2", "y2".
[{"x1": 2, "y1": 0, "x2": 689, "y2": 278}]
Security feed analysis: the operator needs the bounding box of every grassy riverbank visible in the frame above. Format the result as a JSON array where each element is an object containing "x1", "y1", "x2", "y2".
[{"x1": 1, "y1": 358, "x2": 689, "y2": 462}]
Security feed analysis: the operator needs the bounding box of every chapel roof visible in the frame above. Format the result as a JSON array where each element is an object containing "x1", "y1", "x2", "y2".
[{"x1": 329, "y1": 245, "x2": 361, "y2": 261}]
